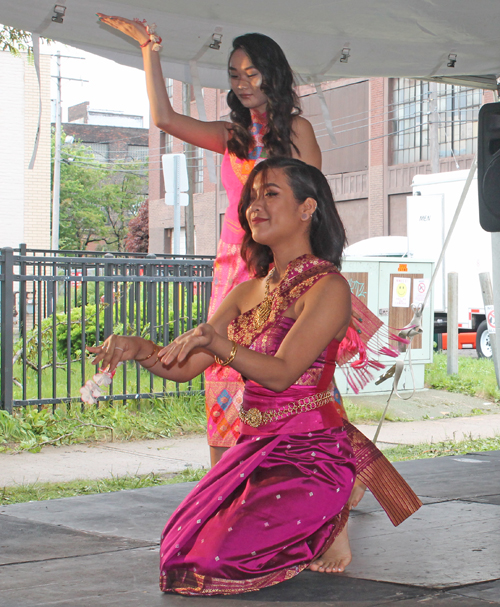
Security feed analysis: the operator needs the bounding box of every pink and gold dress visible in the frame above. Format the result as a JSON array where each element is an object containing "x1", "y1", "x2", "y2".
[
  {"x1": 160, "y1": 255, "x2": 421, "y2": 595},
  {"x1": 205, "y1": 110, "x2": 267, "y2": 448}
]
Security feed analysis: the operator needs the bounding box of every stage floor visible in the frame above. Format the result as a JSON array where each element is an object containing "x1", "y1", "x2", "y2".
[{"x1": 2, "y1": 452, "x2": 500, "y2": 607}]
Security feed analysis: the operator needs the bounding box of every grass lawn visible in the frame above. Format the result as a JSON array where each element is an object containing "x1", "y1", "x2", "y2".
[
  {"x1": 426, "y1": 353, "x2": 500, "y2": 402},
  {"x1": 0, "y1": 468, "x2": 207, "y2": 506},
  {"x1": 1, "y1": 353, "x2": 499, "y2": 453},
  {"x1": 383, "y1": 434, "x2": 500, "y2": 461},
  {"x1": 0, "y1": 394, "x2": 206, "y2": 452}
]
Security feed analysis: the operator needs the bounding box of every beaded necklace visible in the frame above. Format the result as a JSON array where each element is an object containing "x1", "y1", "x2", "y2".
[{"x1": 255, "y1": 267, "x2": 276, "y2": 328}]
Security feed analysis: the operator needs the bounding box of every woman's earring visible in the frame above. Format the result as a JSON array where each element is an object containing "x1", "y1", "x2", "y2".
[{"x1": 301, "y1": 213, "x2": 309, "y2": 220}]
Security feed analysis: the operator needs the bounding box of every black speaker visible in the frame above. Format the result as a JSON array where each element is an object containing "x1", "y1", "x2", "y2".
[{"x1": 478, "y1": 102, "x2": 500, "y2": 232}]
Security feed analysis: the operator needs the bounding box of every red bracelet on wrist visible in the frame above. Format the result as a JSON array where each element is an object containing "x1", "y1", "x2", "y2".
[{"x1": 134, "y1": 18, "x2": 162, "y2": 51}]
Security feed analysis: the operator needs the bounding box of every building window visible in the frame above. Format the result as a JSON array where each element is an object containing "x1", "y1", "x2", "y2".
[
  {"x1": 391, "y1": 79, "x2": 481, "y2": 165},
  {"x1": 160, "y1": 131, "x2": 173, "y2": 154},
  {"x1": 89, "y1": 142, "x2": 109, "y2": 162},
  {"x1": 127, "y1": 145, "x2": 149, "y2": 162},
  {"x1": 179, "y1": 227, "x2": 187, "y2": 255},
  {"x1": 165, "y1": 133, "x2": 173, "y2": 154},
  {"x1": 164, "y1": 227, "x2": 187, "y2": 254},
  {"x1": 391, "y1": 79, "x2": 430, "y2": 165},
  {"x1": 436, "y1": 83, "x2": 481, "y2": 157},
  {"x1": 164, "y1": 228, "x2": 172, "y2": 254},
  {"x1": 166, "y1": 78, "x2": 174, "y2": 99},
  {"x1": 194, "y1": 147, "x2": 204, "y2": 193}
]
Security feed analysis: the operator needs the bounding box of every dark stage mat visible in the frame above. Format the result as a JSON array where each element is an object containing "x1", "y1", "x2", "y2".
[
  {"x1": 392, "y1": 453, "x2": 500, "y2": 501},
  {"x1": 346, "y1": 500, "x2": 500, "y2": 588},
  {"x1": 0, "y1": 547, "x2": 431, "y2": 607},
  {"x1": 0, "y1": 482, "x2": 195, "y2": 543},
  {"x1": 0, "y1": 515, "x2": 152, "y2": 565}
]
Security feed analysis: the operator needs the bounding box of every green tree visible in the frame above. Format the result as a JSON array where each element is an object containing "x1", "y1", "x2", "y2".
[
  {"x1": 1, "y1": 24, "x2": 49, "y2": 57},
  {"x1": 57, "y1": 139, "x2": 109, "y2": 250},
  {"x1": 101, "y1": 172, "x2": 146, "y2": 251},
  {"x1": 54, "y1": 131, "x2": 146, "y2": 251}
]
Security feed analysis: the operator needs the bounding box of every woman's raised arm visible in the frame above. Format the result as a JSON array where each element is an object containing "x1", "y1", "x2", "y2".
[
  {"x1": 97, "y1": 14, "x2": 230, "y2": 154},
  {"x1": 291, "y1": 116, "x2": 322, "y2": 170}
]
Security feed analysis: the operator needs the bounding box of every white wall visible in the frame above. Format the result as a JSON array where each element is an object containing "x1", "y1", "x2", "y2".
[
  {"x1": 0, "y1": 53, "x2": 25, "y2": 247},
  {"x1": 0, "y1": 52, "x2": 51, "y2": 250}
]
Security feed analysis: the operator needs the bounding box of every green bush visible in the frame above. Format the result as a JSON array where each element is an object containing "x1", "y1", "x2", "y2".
[
  {"x1": 17, "y1": 283, "x2": 202, "y2": 366},
  {"x1": 19, "y1": 305, "x2": 123, "y2": 361},
  {"x1": 55, "y1": 304, "x2": 105, "y2": 358}
]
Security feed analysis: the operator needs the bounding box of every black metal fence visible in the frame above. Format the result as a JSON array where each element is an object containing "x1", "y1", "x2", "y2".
[{"x1": 0, "y1": 247, "x2": 214, "y2": 413}]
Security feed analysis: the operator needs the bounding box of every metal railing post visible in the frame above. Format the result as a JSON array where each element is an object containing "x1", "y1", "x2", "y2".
[
  {"x1": 104, "y1": 253, "x2": 114, "y2": 339},
  {"x1": 173, "y1": 262, "x2": 180, "y2": 340},
  {"x1": 146, "y1": 254, "x2": 157, "y2": 343},
  {"x1": 1, "y1": 248, "x2": 15, "y2": 412}
]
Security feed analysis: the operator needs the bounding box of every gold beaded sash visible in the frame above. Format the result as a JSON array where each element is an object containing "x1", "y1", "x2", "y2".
[{"x1": 239, "y1": 390, "x2": 332, "y2": 428}]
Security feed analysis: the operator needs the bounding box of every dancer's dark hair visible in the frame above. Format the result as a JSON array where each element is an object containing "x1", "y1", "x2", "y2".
[
  {"x1": 239, "y1": 157, "x2": 347, "y2": 278},
  {"x1": 226, "y1": 33, "x2": 301, "y2": 160}
]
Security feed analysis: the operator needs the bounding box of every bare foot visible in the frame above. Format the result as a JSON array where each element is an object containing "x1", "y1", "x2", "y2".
[
  {"x1": 308, "y1": 524, "x2": 352, "y2": 573},
  {"x1": 347, "y1": 479, "x2": 366, "y2": 509}
]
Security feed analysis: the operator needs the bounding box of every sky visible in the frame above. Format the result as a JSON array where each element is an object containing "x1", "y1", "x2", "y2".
[{"x1": 44, "y1": 42, "x2": 151, "y2": 127}]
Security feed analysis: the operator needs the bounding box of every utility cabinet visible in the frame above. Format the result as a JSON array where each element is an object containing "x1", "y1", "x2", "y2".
[{"x1": 337, "y1": 257, "x2": 434, "y2": 395}]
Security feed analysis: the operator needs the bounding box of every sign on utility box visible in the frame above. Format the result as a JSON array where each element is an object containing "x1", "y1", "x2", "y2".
[{"x1": 162, "y1": 153, "x2": 189, "y2": 255}]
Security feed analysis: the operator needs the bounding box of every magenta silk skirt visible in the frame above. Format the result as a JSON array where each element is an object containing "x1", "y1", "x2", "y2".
[{"x1": 159, "y1": 425, "x2": 355, "y2": 595}]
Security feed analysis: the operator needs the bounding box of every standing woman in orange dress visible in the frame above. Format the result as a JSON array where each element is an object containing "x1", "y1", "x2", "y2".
[{"x1": 96, "y1": 14, "x2": 321, "y2": 465}]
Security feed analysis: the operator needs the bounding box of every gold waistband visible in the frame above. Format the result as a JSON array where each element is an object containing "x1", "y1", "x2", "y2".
[{"x1": 239, "y1": 390, "x2": 333, "y2": 428}]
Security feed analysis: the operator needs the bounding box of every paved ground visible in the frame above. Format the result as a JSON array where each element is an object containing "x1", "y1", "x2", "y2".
[
  {"x1": 348, "y1": 387, "x2": 500, "y2": 421},
  {"x1": 3, "y1": 411, "x2": 500, "y2": 486},
  {"x1": 0, "y1": 435, "x2": 211, "y2": 486}
]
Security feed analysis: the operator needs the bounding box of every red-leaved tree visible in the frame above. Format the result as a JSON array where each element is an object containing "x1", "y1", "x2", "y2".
[{"x1": 125, "y1": 199, "x2": 149, "y2": 253}]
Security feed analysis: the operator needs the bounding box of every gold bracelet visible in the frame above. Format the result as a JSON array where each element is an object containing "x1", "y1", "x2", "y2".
[
  {"x1": 136, "y1": 341, "x2": 157, "y2": 362},
  {"x1": 141, "y1": 350, "x2": 159, "y2": 369},
  {"x1": 214, "y1": 340, "x2": 238, "y2": 367}
]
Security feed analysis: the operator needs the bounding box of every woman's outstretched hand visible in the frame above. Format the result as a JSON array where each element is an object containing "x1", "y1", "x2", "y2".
[
  {"x1": 96, "y1": 14, "x2": 150, "y2": 46},
  {"x1": 158, "y1": 324, "x2": 216, "y2": 366},
  {"x1": 86, "y1": 325, "x2": 217, "y2": 375},
  {"x1": 87, "y1": 335, "x2": 145, "y2": 374}
]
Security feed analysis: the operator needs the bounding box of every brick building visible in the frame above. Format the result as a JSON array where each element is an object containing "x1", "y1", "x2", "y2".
[
  {"x1": 301, "y1": 78, "x2": 494, "y2": 242},
  {"x1": 148, "y1": 81, "x2": 219, "y2": 256},
  {"x1": 63, "y1": 102, "x2": 149, "y2": 166},
  {"x1": 0, "y1": 52, "x2": 52, "y2": 249},
  {"x1": 148, "y1": 77, "x2": 493, "y2": 255}
]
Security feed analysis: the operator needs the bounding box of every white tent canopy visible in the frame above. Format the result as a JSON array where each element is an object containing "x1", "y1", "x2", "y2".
[{"x1": 2, "y1": 0, "x2": 500, "y2": 89}]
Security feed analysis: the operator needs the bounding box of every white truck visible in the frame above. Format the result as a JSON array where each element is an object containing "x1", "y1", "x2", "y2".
[{"x1": 345, "y1": 169, "x2": 493, "y2": 358}]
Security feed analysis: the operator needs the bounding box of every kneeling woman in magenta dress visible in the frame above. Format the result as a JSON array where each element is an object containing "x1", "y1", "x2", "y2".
[{"x1": 90, "y1": 157, "x2": 420, "y2": 596}]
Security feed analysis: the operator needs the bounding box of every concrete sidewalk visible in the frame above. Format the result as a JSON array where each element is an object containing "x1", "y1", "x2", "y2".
[
  {"x1": 2, "y1": 410, "x2": 500, "y2": 487},
  {"x1": 0, "y1": 435, "x2": 211, "y2": 486},
  {"x1": 348, "y1": 387, "x2": 500, "y2": 421}
]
